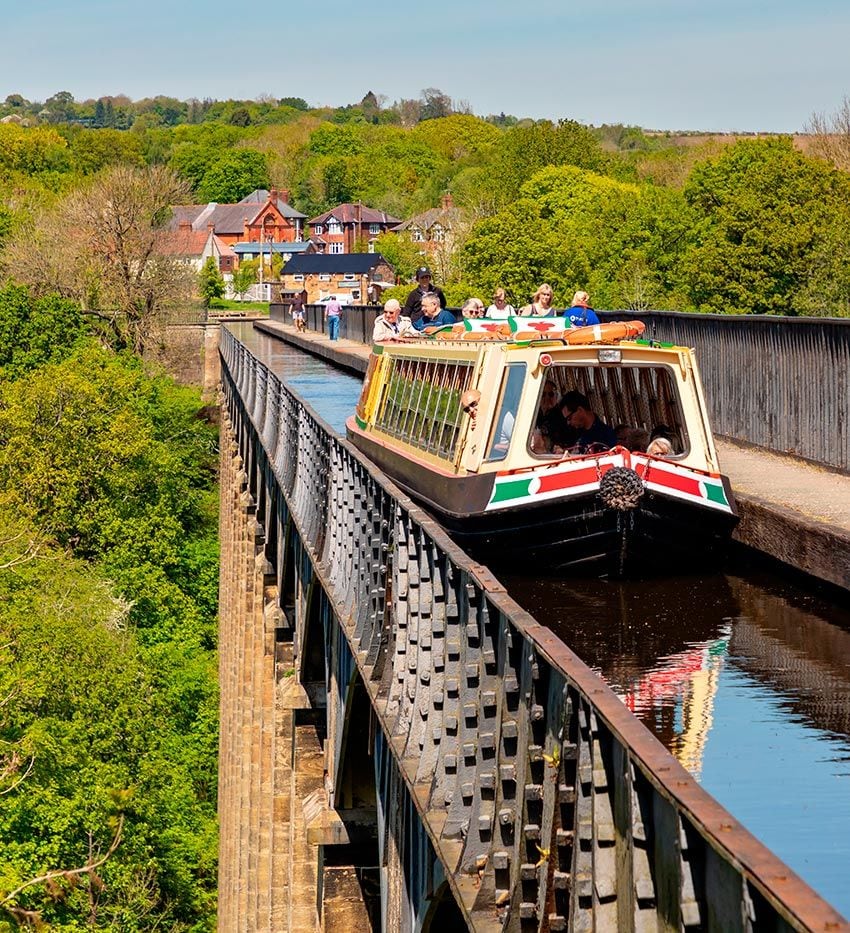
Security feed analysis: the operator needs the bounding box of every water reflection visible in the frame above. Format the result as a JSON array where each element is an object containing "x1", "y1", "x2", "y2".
[{"x1": 503, "y1": 569, "x2": 850, "y2": 917}]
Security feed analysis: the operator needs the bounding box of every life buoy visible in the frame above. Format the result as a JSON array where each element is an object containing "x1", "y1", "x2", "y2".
[{"x1": 563, "y1": 321, "x2": 646, "y2": 345}]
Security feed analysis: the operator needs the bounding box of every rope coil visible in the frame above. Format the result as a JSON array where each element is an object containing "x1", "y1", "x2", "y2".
[{"x1": 599, "y1": 466, "x2": 645, "y2": 511}]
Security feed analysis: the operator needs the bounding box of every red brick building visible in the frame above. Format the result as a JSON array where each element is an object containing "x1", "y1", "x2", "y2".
[
  {"x1": 306, "y1": 202, "x2": 401, "y2": 255},
  {"x1": 170, "y1": 188, "x2": 307, "y2": 248}
]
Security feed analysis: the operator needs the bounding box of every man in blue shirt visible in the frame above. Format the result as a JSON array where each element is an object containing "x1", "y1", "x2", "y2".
[
  {"x1": 565, "y1": 289, "x2": 600, "y2": 327},
  {"x1": 412, "y1": 293, "x2": 456, "y2": 331},
  {"x1": 559, "y1": 390, "x2": 617, "y2": 452}
]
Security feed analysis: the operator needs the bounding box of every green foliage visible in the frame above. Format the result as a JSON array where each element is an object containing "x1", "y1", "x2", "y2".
[
  {"x1": 198, "y1": 257, "x2": 225, "y2": 308},
  {"x1": 231, "y1": 263, "x2": 256, "y2": 299},
  {"x1": 0, "y1": 283, "x2": 88, "y2": 378},
  {"x1": 195, "y1": 148, "x2": 268, "y2": 202},
  {"x1": 680, "y1": 137, "x2": 850, "y2": 314},
  {"x1": 0, "y1": 515, "x2": 217, "y2": 929},
  {"x1": 372, "y1": 231, "x2": 426, "y2": 282},
  {"x1": 0, "y1": 339, "x2": 218, "y2": 929}
]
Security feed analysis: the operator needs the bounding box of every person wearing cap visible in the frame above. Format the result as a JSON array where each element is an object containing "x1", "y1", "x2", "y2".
[
  {"x1": 403, "y1": 265, "x2": 447, "y2": 324},
  {"x1": 565, "y1": 290, "x2": 600, "y2": 327}
]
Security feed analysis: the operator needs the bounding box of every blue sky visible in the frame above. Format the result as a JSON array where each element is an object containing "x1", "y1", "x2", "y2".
[{"x1": 3, "y1": 0, "x2": 850, "y2": 131}]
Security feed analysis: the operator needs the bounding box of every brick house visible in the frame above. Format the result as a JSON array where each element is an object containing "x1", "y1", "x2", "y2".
[
  {"x1": 280, "y1": 253, "x2": 395, "y2": 304},
  {"x1": 392, "y1": 194, "x2": 466, "y2": 281},
  {"x1": 159, "y1": 223, "x2": 237, "y2": 274},
  {"x1": 170, "y1": 188, "x2": 308, "y2": 248},
  {"x1": 306, "y1": 202, "x2": 401, "y2": 255}
]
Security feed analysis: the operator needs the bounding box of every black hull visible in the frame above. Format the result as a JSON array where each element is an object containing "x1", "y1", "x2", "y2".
[
  {"x1": 435, "y1": 493, "x2": 736, "y2": 576},
  {"x1": 346, "y1": 420, "x2": 737, "y2": 575}
]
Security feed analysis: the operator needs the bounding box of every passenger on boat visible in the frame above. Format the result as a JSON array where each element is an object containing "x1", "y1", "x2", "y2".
[
  {"x1": 519, "y1": 283, "x2": 555, "y2": 316},
  {"x1": 486, "y1": 288, "x2": 515, "y2": 319},
  {"x1": 647, "y1": 436, "x2": 673, "y2": 457},
  {"x1": 647, "y1": 425, "x2": 676, "y2": 457},
  {"x1": 413, "y1": 293, "x2": 457, "y2": 332},
  {"x1": 564, "y1": 290, "x2": 600, "y2": 327},
  {"x1": 460, "y1": 388, "x2": 481, "y2": 424},
  {"x1": 616, "y1": 425, "x2": 650, "y2": 452},
  {"x1": 403, "y1": 266, "x2": 447, "y2": 324},
  {"x1": 461, "y1": 297, "x2": 486, "y2": 318},
  {"x1": 372, "y1": 299, "x2": 417, "y2": 342},
  {"x1": 558, "y1": 391, "x2": 617, "y2": 452}
]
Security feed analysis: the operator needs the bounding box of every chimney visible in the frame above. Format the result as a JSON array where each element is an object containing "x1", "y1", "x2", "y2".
[
  {"x1": 179, "y1": 219, "x2": 192, "y2": 231},
  {"x1": 280, "y1": 188, "x2": 290, "y2": 204},
  {"x1": 270, "y1": 187, "x2": 279, "y2": 202},
  {"x1": 441, "y1": 194, "x2": 454, "y2": 210}
]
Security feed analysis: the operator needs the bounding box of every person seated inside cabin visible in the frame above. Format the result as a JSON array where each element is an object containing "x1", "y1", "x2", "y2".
[
  {"x1": 372, "y1": 298, "x2": 417, "y2": 342},
  {"x1": 615, "y1": 424, "x2": 650, "y2": 452},
  {"x1": 531, "y1": 379, "x2": 576, "y2": 454},
  {"x1": 556, "y1": 391, "x2": 617, "y2": 454},
  {"x1": 647, "y1": 425, "x2": 676, "y2": 458},
  {"x1": 413, "y1": 293, "x2": 457, "y2": 332}
]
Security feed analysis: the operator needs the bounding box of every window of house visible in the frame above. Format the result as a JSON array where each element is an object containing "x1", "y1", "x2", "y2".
[
  {"x1": 328, "y1": 220, "x2": 342, "y2": 234},
  {"x1": 293, "y1": 274, "x2": 304, "y2": 282},
  {"x1": 368, "y1": 240, "x2": 376, "y2": 253},
  {"x1": 319, "y1": 274, "x2": 331, "y2": 281},
  {"x1": 342, "y1": 274, "x2": 356, "y2": 281},
  {"x1": 369, "y1": 223, "x2": 381, "y2": 235},
  {"x1": 330, "y1": 243, "x2": 344, "y2": 254},
  {"x1": 411, "y1": 227, "x2": 424, "y2": 242},
  {"x1": 314, "y1": 224, "x2": 323, "y2": 235},
  {"x1": 431, "y1": 224, "x2": 445, "y2": 243}
]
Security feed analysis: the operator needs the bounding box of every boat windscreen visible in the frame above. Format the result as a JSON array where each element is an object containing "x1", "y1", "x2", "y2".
[{"x1": 486, "y1": 363, "x2": 527, "y2": 462}]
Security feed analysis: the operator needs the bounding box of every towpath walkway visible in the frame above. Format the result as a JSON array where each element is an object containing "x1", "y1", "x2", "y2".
[{"x1": 252, "y1": 319, "x2": 850, "y2": 593}]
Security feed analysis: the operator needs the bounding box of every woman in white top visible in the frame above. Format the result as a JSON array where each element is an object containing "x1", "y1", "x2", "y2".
[
  {"x1": 486, "y1": 287, "x2": 515, "y2": 319},
  {"x1": 519, "y1": 283, "x2": 555, "y2": 316}
]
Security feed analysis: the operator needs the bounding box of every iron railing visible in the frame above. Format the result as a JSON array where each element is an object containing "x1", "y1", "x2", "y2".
[{"x1": 219, "y1": 323, "x2": 847, "y2": 931}]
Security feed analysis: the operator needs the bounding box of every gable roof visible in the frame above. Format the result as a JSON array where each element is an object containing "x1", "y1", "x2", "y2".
[
  {"x1": 307, "y1": 203, "x2": 402, "y2": 226},
  {"x1": 239, "y1": 189, "x2": 307, "y2": 219},
  {"x1": 394, "y1": 202, "x2": 462, "y2": 234},
  {"x1": 282, "y1": 253, "x2": 393, "y2": 275}
]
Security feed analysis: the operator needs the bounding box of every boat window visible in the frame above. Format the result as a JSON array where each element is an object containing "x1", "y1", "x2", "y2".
[
  {"x1": 486, "y1": 363, "x2": 527, "y2": 462},
  {"x1": 373, "y1": 354, "x2": 474, "y2": 460},
  {"x1": 530, "y1": 363, "x2": 689, "y2": 457}
]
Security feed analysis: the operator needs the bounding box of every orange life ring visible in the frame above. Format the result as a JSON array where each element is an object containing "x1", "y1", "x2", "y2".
[{"x1": 564, "y1": 321, "x2": 646, "y2": 345}]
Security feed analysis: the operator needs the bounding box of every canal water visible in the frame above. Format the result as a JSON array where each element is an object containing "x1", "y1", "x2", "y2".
[{"x1": 234, "y1": 326, "x2": 850, "y2": 917}]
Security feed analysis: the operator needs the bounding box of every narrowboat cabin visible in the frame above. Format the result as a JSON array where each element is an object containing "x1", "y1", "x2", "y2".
[{"x1": 346, "y1": 320, "x2": 737, "y2": 574}]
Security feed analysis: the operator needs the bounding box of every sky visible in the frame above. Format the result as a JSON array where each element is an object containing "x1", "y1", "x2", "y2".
[{"x1": 2, "y1": 0, "x2": 850, "y2": 132}]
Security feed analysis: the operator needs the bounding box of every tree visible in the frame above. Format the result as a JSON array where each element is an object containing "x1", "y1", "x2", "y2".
[
  {"x1": 43, "y1": 90, "x2": 76, "y2": 123},
  {"x1": 680, "y1": 138, "x2": 850, "y2": 314},
  {"x1": 806, "y1": 96, "x2": 850, "y2": 172},
  {"x1": 229, "y1": 107, "x2": 251, "y2": 127},
  {"x1": 196, "y1": 148, "x2": 269, "y2": 202},
  {"x1": 231, "y1": 262, "x2": 256, "y2": 300},
  {"x1": 198, "y1": 257, "x2": 225, "y2": 307},
  {"x1": 1, "y1": 165, "x2": 194, "y2": 352},
  {"x1": 279, "y1": 96, "x2": 309, "y2": 111},
  {"x1": 419, "y1": 88, "x2": 453, "y2": 122}
]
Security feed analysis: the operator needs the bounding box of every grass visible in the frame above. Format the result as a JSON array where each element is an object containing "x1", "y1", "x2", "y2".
[{"x1": 209, "y1": 299, "x2": 269, "y2": 312}]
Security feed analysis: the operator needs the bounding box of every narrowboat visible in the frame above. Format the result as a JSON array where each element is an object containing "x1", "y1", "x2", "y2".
[{"x1": 345, "y1": 318, "x2": 738, "y2": 574}]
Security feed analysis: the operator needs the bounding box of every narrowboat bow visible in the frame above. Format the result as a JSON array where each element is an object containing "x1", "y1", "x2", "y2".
[{"x1": 346, "y1": 318, "x2": 738, "y2": 574}]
